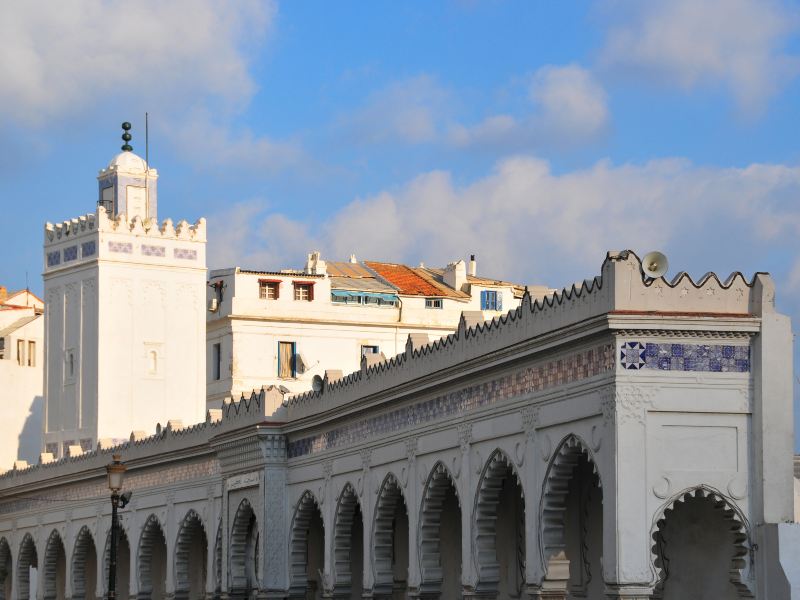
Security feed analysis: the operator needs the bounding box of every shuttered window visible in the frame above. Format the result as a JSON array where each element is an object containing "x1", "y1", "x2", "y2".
[{"x1": 278, "y1": 342, "x2": 296, "y2": 378}]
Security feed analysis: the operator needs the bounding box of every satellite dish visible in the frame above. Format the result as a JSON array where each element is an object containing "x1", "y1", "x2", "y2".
[
  {"x1": 311, "y1": 375, "x2": 324, "y2": 393},
  {"x1": 642, "y1": 251, "x2": 669, "y2": 279}
]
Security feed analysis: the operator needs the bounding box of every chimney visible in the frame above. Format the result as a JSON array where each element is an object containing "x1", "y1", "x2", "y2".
[
  {"x1": 443, "y1": 260, "x2": 467, "y2": 292},
  {"x1": 0, "y1": 286, "x2": 6, "y2": 304},
  {"x1": 305, "y1": 251, "x2": 327, "y2": 275},
  {"x1": 349, "y1": 254, "x2": 358, "y2": 264},
  {"x1": 468, "y1": 255, "x2": 477, "y2": 277}
]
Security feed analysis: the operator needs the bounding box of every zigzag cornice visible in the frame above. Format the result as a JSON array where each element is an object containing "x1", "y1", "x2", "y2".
[{"x1": 286, "y1": 250, "x2": 774, "y2": 422}]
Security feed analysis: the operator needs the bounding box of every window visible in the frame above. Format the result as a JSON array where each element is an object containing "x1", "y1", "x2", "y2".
[
  {"x1": 80, "y1": 438, "x2": 93, "y2": 452},
  {"x1": 278, "y1": 342, "x2": 296, "y2": 378},
  {"x1": 0, "y1": 338, "x2": 5, "y2": 360},
  {"x1": 17, "y1": 340, "x2": 25, "y2": 366},
  {"x1": 148, "y1": 350, "x2": 158, "y2": 374},
  {"x1": 361, "y1": 345, "x2": 380, "y2": 357},
  {"x1": 480, "y1": 290, "x2": 502, "y2": 311},
  {"x1": 425, "y1": 298, "x2": 443, "y2": 309},
  {"x1": 65, "y1": 349, "x2": 76, "y2": 380},
  {"x1": 27, "y1": 341, "x2": 36, "y2": 367},
  {"x1": 293, "y1": 282, "x2": 314, "y2": 301},
  {"x1": 259, "y1": 280, "x2": 280, "y2": 300},
  {"x1": 212, "y1": 343, "x2": 221, "y2": 381},
  {"x1": 45, "y1": 442, "x2": 58, "y2": 457}
]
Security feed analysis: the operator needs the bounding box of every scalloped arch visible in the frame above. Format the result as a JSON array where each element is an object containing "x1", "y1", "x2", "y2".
[
  {"x1": 288, "y1": 490, "x2": 324, "y2": 597},
  {"x1": 173, "y1": 509, "x2": 207, "y2": 598},
  {"x1": 371, "y1": 473, "x2": 408, "y2": 595},
  {"x1": 42, "y1": 528, "x2": 65, "y2": 600},
  {"x1": 229, "y1": 499, "x2": 257, "y2": 595},
  {"x1": 417, "y1": 461, "x2": 461, "y2": 595},
  {"x1": 332, "y1": 482, "x2": 361, "y2": 595},
  {"x1": 651, "y1": 486, "x2": 753, "y2": 597},
  {"x1": 0, "y1": 536, "x2": 10, "y2": 600},
  {"x1": 71, "y1": 526, "x2": 98, "y2": 600},
  {"x1": 137, "y1": 514, "x2": 167, "y2": 598},
  {"x1": 17, "y1": 533, "x2": 37, "y2": 600},
  {"x1": 102, "y1": 524, "x2": 130, "y2": 596},
  {"x1": 538, "y1": 434, "x2": 601, "y2": 576},
  {"x1": 472, "y1": 448, "x2": 525, "y2": 594}
]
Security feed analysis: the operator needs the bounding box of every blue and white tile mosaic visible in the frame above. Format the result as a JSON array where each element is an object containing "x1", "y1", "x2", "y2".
[
  {"x1": 174, "y1": 248, "x2": 197, "y2": 260},
  {"x1": 108, "y1": 241, "x2": 133, "y2": 254},
  {"x1": 620, "y1": 341, "x2": 750, "y2": 373},
  {"x1": 63, "y1": 246, "x2": 78, "y2": 262},
  {"x1": 81, "y1": 241, "x2": 96, "y2": 257},
  {"x1": 46, "y1": 251, "x2": 61, "y2": 267},
  {"x1": 142, "y1": 244, "x2": 166, "y2": 257},
  {"x1": 288, "y1": 343, "x2": 614, "y2": 458}
]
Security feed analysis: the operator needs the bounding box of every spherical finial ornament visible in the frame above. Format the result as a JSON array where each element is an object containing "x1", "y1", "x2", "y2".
[{"x1": 121, "y1": 122, "x2": 133, "y2": 152}]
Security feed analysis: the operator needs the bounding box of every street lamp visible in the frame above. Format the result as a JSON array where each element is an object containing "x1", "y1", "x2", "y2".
[{"x1": 106, "y1": 454, "x2": 127, "y2": 600}]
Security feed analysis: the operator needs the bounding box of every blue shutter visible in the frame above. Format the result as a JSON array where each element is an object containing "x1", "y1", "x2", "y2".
[
  {"x1": 480, "y1": 290, "x2": 487, "y2": 310},
  {"x1": 497, "y1": 293, "x2": 502, "y2": 311}
]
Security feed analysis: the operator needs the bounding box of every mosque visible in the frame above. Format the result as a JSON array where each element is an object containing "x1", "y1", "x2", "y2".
[{"x1": 0, "y1": 131, "x2": 798, "y2": 599}]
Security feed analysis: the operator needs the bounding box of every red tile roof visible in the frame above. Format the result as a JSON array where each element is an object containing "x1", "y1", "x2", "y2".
[{"x1": 365, "y1": 262, "x2": 464, "y2": 297}]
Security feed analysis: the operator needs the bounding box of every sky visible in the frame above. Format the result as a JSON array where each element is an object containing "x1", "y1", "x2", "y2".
[{"x1": 0, "y1": 0, "x2": 799, "y2": 447}]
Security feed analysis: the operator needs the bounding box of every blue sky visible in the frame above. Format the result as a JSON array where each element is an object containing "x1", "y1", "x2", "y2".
[{"x1": 1, "y1": 1, "x2": 799, "y2": 447}]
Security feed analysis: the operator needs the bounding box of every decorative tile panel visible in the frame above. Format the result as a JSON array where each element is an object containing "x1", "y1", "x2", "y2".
[
  {"x1": 174, "y1": 248, "x2": 197, "y2": 260},
  {"x1": 142, "y1": 244, "x2": 166, "y2": 257},
  {"x1": 620, "y1": 342, "x2": 750, "y2": 372},
  {"x1": 108, "y1": 241, "x2": 133, "y2": 254},
  {"x1": 81, "y1": 241, "x2": 96, "y2": 257},
  {"x1": 47, "y1": 251, "x2": 61, "y2": 267},
  {"x1": 63, "y1": 245, "x2": 78, "y2": 262},
  {"x1": 287, "y1": 343, "x2": 614, "y2": 458}
]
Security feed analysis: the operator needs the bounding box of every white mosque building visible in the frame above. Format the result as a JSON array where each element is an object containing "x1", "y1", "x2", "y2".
[{"x1": 0, "y1": 135, "x2": 798, "y2": 599}]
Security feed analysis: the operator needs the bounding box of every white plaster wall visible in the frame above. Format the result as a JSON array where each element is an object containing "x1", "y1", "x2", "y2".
[
  {"x1": 794, "y1": 476, "x2": 799, "y2": 523},
  {"x1": 0, "y1": 315, "x2": 43, "y2": 470}
]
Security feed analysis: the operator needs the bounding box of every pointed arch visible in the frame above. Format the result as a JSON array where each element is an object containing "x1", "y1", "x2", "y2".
[
  {"x1": 372, "y1": 472, "x2": 408, "y2": 596},
  {"x1": 651, "y1": 486, "x2": 753, "y2": 598},
  {"x1": 332, "y1": 482, "x2": 363, "y2": 595},
  {"x1": 473, "y1": 448, "x2": 526, "y2": 595},
  {"x1": 137, "y1": 514, "x2": 167, "y2": 599},
  {"x1": 42, "y1": 529, "x2": 66, "y2": 600},
  {"x1": 417, "y1": 461, "x2": 461, "y2": 596},
  {"x1": 288, "y1": 490, "x2": 325, "y2": 597},
  {"x1": 0, "y1": 537, "x2": 12, "y2": 600},
  {"x1": 538, "y1": 434, "x2": 601, "y2": 574},
  {"x1": 173, "y1": 510, "x2": 207, "y2": 600},
  {"x1": 17, "y1": 533, "x2": 38, "y2": 600},
  {"x1": 213, "y1": 520, "x2": 222, "y2": 595},
  {"x1": 229, "y1": 499, "x2": 258, "y2": 596},
  {"x1": 102, "y1": 526, "x2": 130, "y2": 599},
  {"x1": 71, "y1": 526, "x2": 98, "y2": 600}
]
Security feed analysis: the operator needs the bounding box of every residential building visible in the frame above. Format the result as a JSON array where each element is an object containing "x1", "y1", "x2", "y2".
[
  {"x1": 206, "y1": 251, "x2": 553, "y2": 404},
  {"x1": 0, "y1": 288, "x2": 43, "y2": 468}
]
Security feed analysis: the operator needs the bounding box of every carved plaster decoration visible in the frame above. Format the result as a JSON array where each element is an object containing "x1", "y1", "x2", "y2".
[
  {"x1": 522, "y1": 405, "x2": 540, "y2": 442},
  {"x1": 457, "y1": 422, "x2": 473, "y2": 453},
  {"x1": 727, "y1": 475, "x2": 747, "y2": 500},
  {"x1": 320, "y1": 460, "x2": 333, "y2": 505},
  {"x1": 514, "y1": 441, "x2": 525, "y2": 467},
  {"x1": 452, "y1": 455, "x2": 462, "y2": 479},
  {"x1": 404, "y1": 436, "x2": 418, "y2": 489},
  {"x1": 590, "y1": 425, "x2": 602, "y2": 452},
  {"x1": 652, "y1": 476, "x2": 671, "y2": 499},
  {"x1": 540, "y1": 434, "x2": 553, "y2": 462},
  {"x1": 603, "y1": 385, "x2": 654, "y2": 427}
]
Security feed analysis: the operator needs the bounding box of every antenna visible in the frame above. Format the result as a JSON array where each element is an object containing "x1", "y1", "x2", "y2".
[{"x1": 145, "y1": 112, "x2": 149, "y2": 166}]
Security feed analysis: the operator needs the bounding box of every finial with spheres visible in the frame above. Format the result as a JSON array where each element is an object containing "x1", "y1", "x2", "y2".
[{"x1": 121, "y1": 122, "x2": 133, "y2": 152}]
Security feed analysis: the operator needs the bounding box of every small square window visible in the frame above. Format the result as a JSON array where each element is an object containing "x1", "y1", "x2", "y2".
[
  {"x1": 425, "y1": 298, "x2": 443, "y2": 309},
  {"x1": 480, "y1": 290, "x2": 502, "y2": 311},
  {"x1": 212, "y1": 343, "x2": 221, "y2": 381},
  {"x1": 259, "y1": 281, "x2": 279, "y2": 300},
  {"x1": 293, "y1": 283, "x2": 314, "y2": 301},
  {"x1": 361, "y1": 345, "x2": 380, "y2": 357}
]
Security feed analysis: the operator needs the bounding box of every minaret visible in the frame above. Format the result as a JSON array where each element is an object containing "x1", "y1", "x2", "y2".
[
  {"x1": 97, "y1": 122, "x2": 158, "y2": 220},
  {"x1": 42, "y1": 124, "x2": 207, "y2": 459}
]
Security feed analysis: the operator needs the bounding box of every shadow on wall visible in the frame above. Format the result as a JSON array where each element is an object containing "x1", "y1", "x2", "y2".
[{"x1": 17, "y1": 396, "x2": 43, "y2": 464}]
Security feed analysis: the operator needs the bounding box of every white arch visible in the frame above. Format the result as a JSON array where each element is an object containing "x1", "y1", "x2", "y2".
[
  {"x1": 288, "y1": 490, "x2": 324, "y2": 597},
  {"x1": 42, "y1": 529, "x2": 65, "y2": 600},
  {"x1": 417, "y1": 461, "x2": 461, "y2": 596},
  {"x1": 538, "y1": 434, "x2": 600, "y2": 576},
  {"x1": 17, "y1": 533, "x2": 37, "y2": 600},
  {"x1": 137, "y1": 514, "x2": 167, "y2": 599},
  {"x1": 229, "y1": 499, "x2": 258, "y2": 595},
  {"x1": 332, "y1": 482, "x2": 361, "y2": 595},
  {"x1": 0, "y1": 537, "x2": 12, "y2": 600},
  {"x1": 472, "y1": 448, "x2": 525, "y2": 594},
  {"x1": 173, "y1": 509, "x2": 207, "y2": 599},
  {"x1": 71, "y1": 526, "x2": 98, "y2": 600},
  {"x1": 651, "y1": 485, "x2": 753, "y2": 597},
  {"x1": 371, "y1": 473, "x2": 407, "y2": 596}
]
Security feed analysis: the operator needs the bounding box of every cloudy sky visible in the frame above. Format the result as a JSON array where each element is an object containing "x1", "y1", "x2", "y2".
[{"x1": 1, "y1": 1, "x2": 799, "y2": 446}]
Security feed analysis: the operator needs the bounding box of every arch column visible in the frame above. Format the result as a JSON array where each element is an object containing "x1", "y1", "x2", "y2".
[
  {"x1": 404, "y1": 439, "x2": 421, "y2": 597},
  {"x1": 359, "y1": 451, "x2": 375, "y2": 597},
  {"x1": 600, "y1": 385, "x2": 655, "y2": 600},
  {"x1": 458, "y1": 424, "x2": 476, "y2": 596},
  {"x1": 522, "y1": 407, "x2": 545, "y2": 597}
]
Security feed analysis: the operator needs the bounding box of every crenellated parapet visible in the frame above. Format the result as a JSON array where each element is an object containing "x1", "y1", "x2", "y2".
[{"x1": 286, "y1": 250, "x2": 774, "y2": 421}]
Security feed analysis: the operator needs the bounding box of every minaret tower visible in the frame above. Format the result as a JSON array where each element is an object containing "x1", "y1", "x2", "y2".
[{"x1": 42, "y1": 124, "x2": 207, "y2": 458}]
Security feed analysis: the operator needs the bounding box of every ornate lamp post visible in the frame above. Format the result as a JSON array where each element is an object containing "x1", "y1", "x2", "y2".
[{"x1": 106, "y1": 454, "x2": 127, "y2": 600}]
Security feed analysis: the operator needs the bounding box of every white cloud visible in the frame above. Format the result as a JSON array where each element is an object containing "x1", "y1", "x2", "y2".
[
  {"x1": 209, "y1": 156, "x2": 800, "y2": 293},
  {"x1": 0, "y1": 0, "x2": 275, "y2": 124},
  {"x1": 599, "y1": 0, "x2": 800, "y2": 114},
  {"x1": 336, "y1": 75, "x2": 452, "y2": 145}
]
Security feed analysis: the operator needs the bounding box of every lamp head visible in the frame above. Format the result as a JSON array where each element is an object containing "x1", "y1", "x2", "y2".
[{"x1": 106, "y1": 454, "x2": 126, "y2": 493}]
